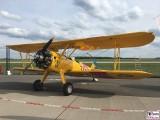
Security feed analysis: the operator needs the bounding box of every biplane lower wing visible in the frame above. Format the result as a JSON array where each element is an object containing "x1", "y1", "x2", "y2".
[
  {"x1": 13, "y1": 67, "x2": 151, "y2": 79},
  {"x1": 66, "y1": 70, "x2": 151, "y2": 79},
  {"x1": 13, "y1": 67, "x2": 44, "y2": 72}
]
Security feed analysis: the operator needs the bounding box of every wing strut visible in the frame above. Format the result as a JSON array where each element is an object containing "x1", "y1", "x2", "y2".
[
  {"x1": 114, "y1": 48, "x2": 120, "y2": 70},
  {"x1": 61, "y1": 43, "x2": 69, "y2": 56},
  {"x1": 114, "y1": 40, "x2": 121, "y2": 70},
  {"x1": 19, "y1": 52, "x2": 25, "y2": 68},
  {"x1": 67, "y1": 48, "x2": 76, "y2": 58}
]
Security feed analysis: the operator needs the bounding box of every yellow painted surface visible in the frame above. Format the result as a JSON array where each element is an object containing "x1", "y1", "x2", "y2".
[
  {"x1": 35, "y1": 51, "x2": 152, "y2": 79},
  {"x1": 7, "y1": 32, "x2": 155, "y2": 53},
  {"x1": 10, "y1": 31, "x2": 155, "y2": 80},
  {"x1": 66, "y1": 70, "x2": 151, "y2": 79}
]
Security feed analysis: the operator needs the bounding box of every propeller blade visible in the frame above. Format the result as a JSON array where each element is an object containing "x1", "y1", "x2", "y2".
[
  {"x1": 39, "y1": 37, "x2": 54, "y2": 54},
  {"x1": 21, "y1": 59, "x2": 35, "y2": 75}
]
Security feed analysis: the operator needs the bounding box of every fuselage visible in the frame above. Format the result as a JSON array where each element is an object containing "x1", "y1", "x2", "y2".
[
  {"x1": 34, "y1": 50, "x2": 151, "y2": 79},
  {"x1": 46, "y1": 51, "x2": 91, "y2": 73}
]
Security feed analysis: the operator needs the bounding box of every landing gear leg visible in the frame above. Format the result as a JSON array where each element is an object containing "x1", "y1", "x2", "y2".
[
  {"x1": 33, "y1": 71, "x2": 48, "y2": 91},
  {"x1": 60, "y1": 70, "x2": 73, "y2": 96}
]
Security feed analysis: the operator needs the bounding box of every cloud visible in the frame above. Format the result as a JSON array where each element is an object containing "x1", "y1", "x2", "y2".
[
  {"x1": 32, "y1": 13, "x2": 91, "y2": 40},
  {"x1": 127, "y1": 6, "x2": 143, "y2": 19},
  {"x1": 0, "y1": 25, "x2": 51, "y2": 40},
  {"x1": 150, "y1": 37, "x2": 160, "y2": 48},
  {"x1": 148, "y1": 28, "x2": 160, "y2": 48},
  {"x1": 0, "y1": 22, "x2": 73, "y2": 41},
  {"x1": 73, "y1": 0, "x2": 114, "y2": 20},
  {"x1": 155, "y1": 15, "x2": 160, "y2": 26},
  {"x1": 73, "y1": 0, "x2": 143, "y2": 22},
  {"x1": 148, "y1": 28, "x2": 160, "y2": 37},
  {"x1": 0, "y1": 44, "x2": 5, "y2": 49},
  {"x1": 0, "y1": 10, "x2": 22, "y2": 21},
  {"x1": 31, "y1": 8, "x2": 133, "y2": 40},
  {"x1": 102, "y1": 23, "x2": 126, "y2": 35},
  {"x1": 114, "y1": 6, "x2": 143, "y2": 22},
  {"x1": 33, "y1": 18, "x2": 52, "y2": 28},
  {"x1": 34, "y1": 12, "x2": 89, "y2": 30},
  {"x1": 72, "y1": 12, "x2": 89, "y2": 29},
  {"x1": 0, "y1": 23, "x2": 11, "y2": 29},
  {"x1": 0, "y1": 21, "x2": 73, "y2": 41}
]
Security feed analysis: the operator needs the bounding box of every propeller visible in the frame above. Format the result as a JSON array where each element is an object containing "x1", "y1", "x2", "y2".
[
  {"x1": 21, "y1": 37, "x2": 54, "y2": 75},
  {"x1": 37, "y1": 37, "x2": 54, "y2": 54}
]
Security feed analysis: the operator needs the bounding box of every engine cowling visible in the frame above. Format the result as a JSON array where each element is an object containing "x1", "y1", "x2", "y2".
[{"x1": 34, "y1": 50, "x2": 53, "y2": 69}]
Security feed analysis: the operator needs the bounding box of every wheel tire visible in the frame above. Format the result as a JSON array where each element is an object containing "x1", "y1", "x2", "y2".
[
  {"x1": 33, "y1": 80, "x2": 43, "y2": 91},
  {"x1": 63, "y1": 82, "x2": 73, "y2": 96}
]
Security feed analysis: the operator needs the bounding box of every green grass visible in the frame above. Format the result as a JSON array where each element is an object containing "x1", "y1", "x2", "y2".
[
  {"x1": 76, "y1": 58, "x2": 160, "y2": 62},
  {"x1": 0, "y1": 63, "x2": 37, "y2": 75},
  {"x1": 0, "y1": 58, "x2": 160, "y2": 77},
  {"x1": 82, "y1": 63, "x2": 160, "y2": 77}
]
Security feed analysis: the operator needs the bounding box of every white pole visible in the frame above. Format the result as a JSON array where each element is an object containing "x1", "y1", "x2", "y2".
[{"x1": 154, "y1": 16, "x2": 160, "y2": 33}]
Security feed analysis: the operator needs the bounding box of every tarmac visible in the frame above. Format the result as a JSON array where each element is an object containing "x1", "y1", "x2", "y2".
[{"x1": 0, "y1": 75, "x2": 160, "y2": 120}]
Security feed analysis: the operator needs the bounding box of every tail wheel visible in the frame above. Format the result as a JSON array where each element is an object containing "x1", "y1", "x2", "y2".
[
  {"x1": 63, "y1": 82, "x2": 73, "y2": 96},
  {"x1": 33, "y1": 80, "x2": 43, "y2": 91},
  {"x1": 92, "y1": 78, "x2": 99, "y2": 82}
]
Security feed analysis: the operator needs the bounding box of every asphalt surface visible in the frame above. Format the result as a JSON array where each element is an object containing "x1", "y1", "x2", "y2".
[{"x1": 0, "y1": 75, "x2": 160, "y2": 120}]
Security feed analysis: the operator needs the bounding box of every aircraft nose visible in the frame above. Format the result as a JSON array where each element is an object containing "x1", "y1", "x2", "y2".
[{"x1": 34, "y1": 50, "x2": 53, "y2": 69}]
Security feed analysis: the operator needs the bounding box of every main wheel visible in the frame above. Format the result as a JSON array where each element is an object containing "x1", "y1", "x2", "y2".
[
  {"x1": 33, "y1": 80, "x2": 43, "y2": 91},
  {"x1": 63, "y1": 82, "x2": 73, "y2": 96}
]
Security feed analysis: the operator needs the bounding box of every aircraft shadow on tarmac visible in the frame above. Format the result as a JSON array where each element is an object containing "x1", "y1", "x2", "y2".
[
  {"x1": 1, "y1": 77, "x2": 160, "y2": 98},
  {"x1": 122, "y1": 84, "x2": 160, "y2": 91},
  {"x1": 121, "y1": 84, "x2": 160, "y2": 97},
  {"x1": 0, "y1": 81, "x2": 115, "y2": 98},
  {"x1": 0, "y1": 115, "x2": 62, "y2": 120}
]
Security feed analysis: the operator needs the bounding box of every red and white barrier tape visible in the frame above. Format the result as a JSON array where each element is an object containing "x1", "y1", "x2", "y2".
[{"x1": 0, "y1": 97, "x2": 159, "y2": 113}]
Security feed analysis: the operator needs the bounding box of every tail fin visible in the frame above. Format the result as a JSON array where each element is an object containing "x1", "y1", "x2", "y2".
[{"x1": 91, "y1": 59, "x2": 97, "y2": 69}]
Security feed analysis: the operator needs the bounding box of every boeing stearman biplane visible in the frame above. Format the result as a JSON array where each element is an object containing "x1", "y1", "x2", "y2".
[{"x1": 7, "y1": 32, "x2": 155, "y2": 96}]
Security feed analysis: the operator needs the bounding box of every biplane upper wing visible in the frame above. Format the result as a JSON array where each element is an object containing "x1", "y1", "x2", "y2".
[
  {"x1": 66, "y1": 69, "x2": 151, "y2": 79},
  {"x1": 7, "y1": 32, "x2": 154, "y2": 53}
]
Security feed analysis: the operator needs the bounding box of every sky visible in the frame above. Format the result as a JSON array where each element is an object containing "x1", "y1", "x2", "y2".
[{"x1": 0, "y1": 0, "x2": 160, "y2": 58}]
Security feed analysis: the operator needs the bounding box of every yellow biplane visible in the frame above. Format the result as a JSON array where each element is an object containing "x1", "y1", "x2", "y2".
[{"x1": 7, "y1": 32, "x2": 155, "y2": 96}]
